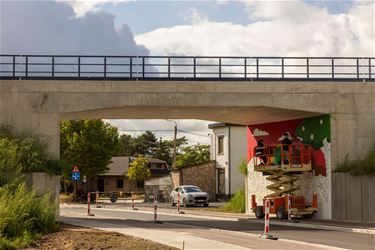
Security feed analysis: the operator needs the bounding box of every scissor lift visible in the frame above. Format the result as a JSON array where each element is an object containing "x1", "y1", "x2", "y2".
[{"x1": 251, "y1": 143, "x2": 318, "y2": 219}]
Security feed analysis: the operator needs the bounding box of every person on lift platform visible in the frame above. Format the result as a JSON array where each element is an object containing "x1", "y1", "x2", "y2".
[
  {"x1": 278, "y1": 132, "x2": 293, "y2": 164},
  {"x1": 255, "y1": 139, "x2": 268, "y2": 165}
]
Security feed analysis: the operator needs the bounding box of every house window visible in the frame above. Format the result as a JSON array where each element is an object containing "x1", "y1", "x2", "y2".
[
  {"x1": 137, "y1": 180, "x2": 144, "y2": 189},
  {"x1": 218, "y1": 136, "x2": 224, "y2": 155},
  {"x1": 116, "y1": 179, "x2": 124, "y2": 189}
]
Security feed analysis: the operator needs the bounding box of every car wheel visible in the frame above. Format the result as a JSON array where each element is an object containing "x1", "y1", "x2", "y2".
[
  {"x1": 276, "y1": 206, "x2": 287, "y2": 220},
  {"x1": 255, "y1": 206, "x2": 265, "y2": 219},
  {"x1": 183, "y1": 198, "x2": 187, "y2": 208},
  {"x1": 203, "y1": 203, "x2": 209, "y2": 207},
  {"x1": 170, "y1": 197, "x2": 175, "y2": 207}
]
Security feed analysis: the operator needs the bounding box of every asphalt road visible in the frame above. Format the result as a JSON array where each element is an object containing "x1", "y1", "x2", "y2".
[{"x1": 61, "y1": 206, "x2": 375, "y2": 250}]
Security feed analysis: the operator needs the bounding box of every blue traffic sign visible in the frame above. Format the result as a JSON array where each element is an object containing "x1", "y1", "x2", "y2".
[{"x1": 72, "y1": 171, "x2": 80, "y2": 181}]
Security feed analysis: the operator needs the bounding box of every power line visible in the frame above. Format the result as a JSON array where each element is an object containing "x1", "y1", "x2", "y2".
[
  {"x1": 118, "y1": 129, "x2": 173, "y2": 132},
  {"x1": 178, "y1": 130, "x2": 209, "y2": 137},
  {"x1": 118, "y1": 129, "x2": 209, "y2": 137}
]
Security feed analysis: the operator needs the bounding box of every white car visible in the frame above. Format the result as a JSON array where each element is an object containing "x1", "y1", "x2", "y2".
[{"x1": 170, "y1": 185, "x2": 209, "y2": 207}]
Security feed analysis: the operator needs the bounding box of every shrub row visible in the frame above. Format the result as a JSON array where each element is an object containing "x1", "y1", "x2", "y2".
[
  {"x1": 335, "y1": 146, "x2": 375, "y2": 176},
  {"x1": 222, "y1": 189, "x2": 246, "y2": 213}
]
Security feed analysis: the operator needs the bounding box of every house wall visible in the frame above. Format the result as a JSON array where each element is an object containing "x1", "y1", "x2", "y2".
[
  {"x1": 171, "y1": 171, "x2": 181, "y2": 188},
  {"x1": 229, "y1": 126, "x2": 247, "y2": 194},
  {"x1": 211, "y1": 126, "x2": 247, "y2": 196},
  {"x1": 172, "y1": 162, "x2": 216, "y2": 201},
  {"x1": 211, "y1": 127, "x2": 229, "y2": 195},
  {"x1": 93, "y1": 176, "x2": 137, "y2": 193}
]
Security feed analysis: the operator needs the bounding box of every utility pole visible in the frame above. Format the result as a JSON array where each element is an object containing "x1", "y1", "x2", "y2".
[
  {"x1": 166, "y1": 119, "x2": 177, "y2": 169},
  {"x1": 173, "y1": 123, "x2": 177, "y2": 169}
]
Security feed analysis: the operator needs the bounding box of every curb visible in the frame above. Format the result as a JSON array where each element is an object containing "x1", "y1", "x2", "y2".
[{"x1": 240, "y1": 218, "x2": 375, "y2": 235}]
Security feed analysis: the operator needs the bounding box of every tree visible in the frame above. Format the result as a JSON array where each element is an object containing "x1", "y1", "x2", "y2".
[
  {"x1": 116, "y1": 134, "x2": 135, "y2": 156},
  {"x1": 60, "y1": 119, "x2": 120, "y2": 179},
  {"x1": 116, "y1": 131, "x2": 188, "y2": 167},
  {"x1": 176, "y1": 144, "x2": 210, "y2": 168},
  {"x1": 133, "y1": 131, "x2": 158, "y2": 157},
  {"x1": 126, "y1": 155, "x2": 151, "y2": 191}
]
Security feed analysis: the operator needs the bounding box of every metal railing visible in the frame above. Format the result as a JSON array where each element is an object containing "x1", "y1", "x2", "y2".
[{"x1": 0, "y1": 55, "x2": 373, "y2": 81}]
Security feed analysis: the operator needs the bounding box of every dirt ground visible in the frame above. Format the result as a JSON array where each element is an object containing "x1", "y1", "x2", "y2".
[{"x1": 25, "y1": 224, "x2": 178, "y2": 250}]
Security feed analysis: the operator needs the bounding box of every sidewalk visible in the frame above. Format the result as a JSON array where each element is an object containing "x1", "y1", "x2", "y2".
[
  {"x1": 60, "y1": 214, "x2": 249, "y2": 250},
  {"x1": 60, "y1": 208, "x2": 345, "y2": 250}
]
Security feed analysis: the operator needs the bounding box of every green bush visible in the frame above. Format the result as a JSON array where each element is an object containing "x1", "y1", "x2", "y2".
[
  {"x1": 0, "y1": 184, "x2": 58, "y2": 249},
  {"x1": 0, "y1": 123, "x2": 62, "y2": 177},
  {"x1": 222, "y1": 189, "x2": 246, "y2": 213},
  {"x1": 335, "y1": 146, "x2": 375, "y2": 176},
  {"x1": 237, "y1": 160, "x2": 248, "y2": 176}
]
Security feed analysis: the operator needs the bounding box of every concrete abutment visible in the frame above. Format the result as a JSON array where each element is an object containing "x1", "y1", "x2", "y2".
[{"x1": 0, "y1": 80, "x2": 374, "y2": 221}]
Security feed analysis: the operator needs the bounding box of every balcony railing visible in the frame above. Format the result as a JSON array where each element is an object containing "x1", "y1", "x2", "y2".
[{"x1": 0, "y1": 55, "x2": 373, "y2": 81}]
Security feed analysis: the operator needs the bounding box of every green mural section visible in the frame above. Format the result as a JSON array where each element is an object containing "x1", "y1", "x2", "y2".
[{"x1": 295, "y1": 115, "x2": 330, "y2": 150}]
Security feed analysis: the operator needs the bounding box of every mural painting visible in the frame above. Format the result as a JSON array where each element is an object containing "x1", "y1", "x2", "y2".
[{"x1": 247, "y1": 115, "x2": 331, "y2": 219}]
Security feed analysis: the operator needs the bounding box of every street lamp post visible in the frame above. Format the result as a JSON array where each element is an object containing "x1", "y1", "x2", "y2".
[{"x1": 166, "y1": 119, "x2": 177, "y2": 169}]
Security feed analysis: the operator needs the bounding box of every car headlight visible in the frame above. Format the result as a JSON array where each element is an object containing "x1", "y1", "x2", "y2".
[{"x1": 188, "y1": 194, "x2": 193, "y2": 199}]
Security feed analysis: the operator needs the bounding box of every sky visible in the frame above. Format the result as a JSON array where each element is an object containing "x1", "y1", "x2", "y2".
[{"x1": 1, "y1": 0, "x2": 374, "y2": 144}]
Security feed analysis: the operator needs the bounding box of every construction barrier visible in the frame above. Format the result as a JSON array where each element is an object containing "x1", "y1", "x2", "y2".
[
  {"x1": 95, "y1": 191, "x2": 99, "y2": 208},
  {"x1": 87, "y1": 192, "x2": 94, "y2": 216},
  {"x1": 287, "y1": 194, "x2": 292, "y2": 220},
  {"x1": 264, "y1": 199, "x2": 270, "y2": 235},
  {"x1": 258, "y1": 198, "x2": 278, "y2": 240},
  {"x1": 154, "y1": 194, "x2": 158, "y2": 222},
  {"x1": 177, "y1": 191, "x2": 180, "y2": 213},
  {"x1": 131, "y1": 190, "x2": 135, "y2": 210}
]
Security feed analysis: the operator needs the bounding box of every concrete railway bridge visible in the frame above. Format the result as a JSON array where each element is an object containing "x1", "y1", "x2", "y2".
[{"x1": 0, "y1": 55, "x2": 374, "y2": 221}]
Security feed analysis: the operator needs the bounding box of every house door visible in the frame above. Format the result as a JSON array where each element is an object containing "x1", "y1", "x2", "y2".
[
  {"x1": 217, "y1": 169, "x2": 225, "y2": 195},
  {"x1": 97, "y1": 179, "x2": 104, "y2": 192}
]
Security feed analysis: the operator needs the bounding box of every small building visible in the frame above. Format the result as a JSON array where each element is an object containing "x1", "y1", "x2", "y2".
[
  {"x1": 90, "y1": 156, "x2": 170, "y2": 193},
  {"x1": 209, "y1": 122, "x2": 247, "y2": 199},
  {"x1": 171, "y1": 161, "x2": 216, "y2": 201}
]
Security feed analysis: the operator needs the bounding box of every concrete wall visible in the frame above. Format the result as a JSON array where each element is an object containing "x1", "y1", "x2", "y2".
[
  {"x1": 25, "y1": 172, "x2": 60, "y2": 216},
  {"x1": 172, "y1": 162, "x2": 216, "y2": 201},
  {"x1": 332, "y1": 173, "x2": 375, "y2": 222}
]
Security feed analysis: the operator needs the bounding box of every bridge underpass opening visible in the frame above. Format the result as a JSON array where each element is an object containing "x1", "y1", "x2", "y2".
[{"x1": 60, "y1": 105, "x2": 330, "y2": 219}]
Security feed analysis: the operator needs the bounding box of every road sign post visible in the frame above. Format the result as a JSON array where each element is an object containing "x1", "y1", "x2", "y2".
[{"x1": 71, "y1": 166, "x2": 80, "y2": 203}]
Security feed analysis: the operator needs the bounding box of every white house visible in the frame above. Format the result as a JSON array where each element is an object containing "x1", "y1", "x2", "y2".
[{"x1": 208, "y1": 123, "x2": 248, "y2": 199}]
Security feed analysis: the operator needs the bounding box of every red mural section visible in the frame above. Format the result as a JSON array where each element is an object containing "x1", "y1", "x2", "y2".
[{"x1": 247, "y1": 116, "x2": 329, "y2": 176}]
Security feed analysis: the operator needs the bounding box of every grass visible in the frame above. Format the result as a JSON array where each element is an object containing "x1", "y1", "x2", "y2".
[
  {"x1": 0, "y1": 184, "x2": 58, "y2": 250},
  {"x1": 222, "y1": 189, "x2": 246, "y2": 213},
  {"x1": 334, "y1": 146, "x2": 375, "y2": 176}
]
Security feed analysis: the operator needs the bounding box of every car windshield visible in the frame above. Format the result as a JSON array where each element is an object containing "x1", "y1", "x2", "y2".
[{"x1": 184, "y1": 186, "x2": 202, "y2": 193}]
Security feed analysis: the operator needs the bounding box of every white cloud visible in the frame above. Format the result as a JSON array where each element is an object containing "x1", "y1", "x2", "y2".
[
  {"x1": 135, "y1": 1, "x2": 374, "y2": 57},
  {"x1": 0, "y1": 0, "x2": 147, "y2": 55},
  {"x1": 189, "y1": 8, "x2": 209, "y2": 25},
  {"x1": 56, "y1": 0, "x2": 131, "y2": 17}
]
